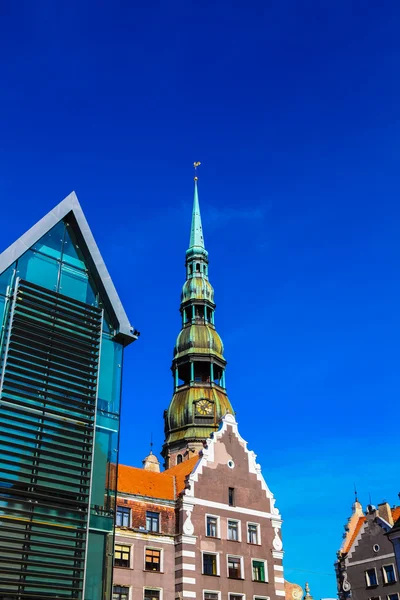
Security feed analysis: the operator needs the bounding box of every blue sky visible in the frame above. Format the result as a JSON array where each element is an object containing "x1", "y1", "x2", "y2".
[{"x1": 1, "y1": 2, "x2": 399, "y2": 598}]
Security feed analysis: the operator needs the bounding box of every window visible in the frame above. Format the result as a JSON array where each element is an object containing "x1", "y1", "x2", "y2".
[
  {"x1": 113, "y1": 586, "x2": 129, "y2": 600},
  {"x1": 228, "y1": 520, "x2": 239, "y2": 541},
  {"x1": 229, "y1": 595, "x2": 244, "y2": 600},
  {"x1": 366, "y1": 569, "x2": 378, "y2": 587},
  {"x1": 228, "y1": 487, "x2": 235, "y2": 506},
  {"x1": 228, "y1": 556, "x2": 242, "y2": 579},
  {"x1": 203, "y1": 553, "x2": 218, "y2": 576},
  {"x1": 146, "y1": 511, "x2": 160, "y2": 533},
  {"x1": 196, "y1": 263, "x2": 200, "y2": 272},
  {"x1": 248, "y1": 523, "x2": 259, "y2": 544},
  {"x1": 387, "y1": 595, "x2": 399, "y2": 600},
  {"x1": 204, "y1": 592, "x2": 219, "y2": 600},
  {"x1": 116, "y1": 506, "x2": 131, "y2": 528},
  {"x1": 144, "y1": 590, "x2": 160, "y2": 600},
  {"x1": 114, "y1": 545, "x2": 131, "y2": 568},
  {"x1": 145, "y1": 548, "x2": 161, "y2": 571},
  {"x1": 252, "y1": 560, "x2": 267, "y2": 582},
  {"x1": 177, "y1": 454, "x2": 183, "y2": 464},
  {"x1": 369, "y1": 597, "x2": 381, "y2": 600},
  {"x1": 206, "y1": 516, "x2": 218, "y2": 537},
  {"x1": 383, "y1": 565, "x2": 397, "y2": 584}
]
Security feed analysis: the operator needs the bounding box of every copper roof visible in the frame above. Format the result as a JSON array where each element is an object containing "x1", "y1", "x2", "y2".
[{"x1": 117, "y1": 456, "x2": 199, "y2": 501}]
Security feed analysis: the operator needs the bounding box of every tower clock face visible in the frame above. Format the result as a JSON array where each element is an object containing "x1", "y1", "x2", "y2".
[{"x1": 196, "y1": 399, "x2": 213, "y2": 416}]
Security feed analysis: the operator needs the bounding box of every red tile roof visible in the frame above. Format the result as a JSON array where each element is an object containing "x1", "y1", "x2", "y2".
[{"x1": 116, "y1": 456, "x2": 199, "y2": 501}]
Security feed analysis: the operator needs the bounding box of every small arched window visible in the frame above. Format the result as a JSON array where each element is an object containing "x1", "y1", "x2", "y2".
[
  {"x1": 177, "y1": 454, "x2": 183, "y2": 464},
  {"x1": 189, "y1": 264, "x2": 193, "y2": 275},
  {"x1": 196, "y1": 263, "x2": 200, "y2": 272}
]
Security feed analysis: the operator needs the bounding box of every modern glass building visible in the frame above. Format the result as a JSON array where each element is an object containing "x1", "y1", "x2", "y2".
[{"x1": 0, "y1": 192, "x2": 137, "y2": 600}]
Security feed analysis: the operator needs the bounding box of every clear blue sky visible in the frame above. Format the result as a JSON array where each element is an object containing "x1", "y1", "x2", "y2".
[{"x1": 1, "y1": 2, "x2": 399, "y2": 598}]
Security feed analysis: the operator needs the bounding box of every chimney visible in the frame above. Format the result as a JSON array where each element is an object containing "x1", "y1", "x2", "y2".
[{"x1": 378, "y1": 502, "x2": 394, "y2": 526}]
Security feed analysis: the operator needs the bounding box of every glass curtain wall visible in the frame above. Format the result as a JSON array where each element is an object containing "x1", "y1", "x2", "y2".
[{"x1": 0, "y1": 217, "x2": 124, "y2": 600}]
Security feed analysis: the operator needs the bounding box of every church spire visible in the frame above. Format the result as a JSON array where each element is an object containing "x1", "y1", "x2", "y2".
[
  {"x1": 161, "y1": 166, "x2": 234, "y2": 469},
  {"x1": 189, "y1": 163, "x2": 205, "y2": 250}
]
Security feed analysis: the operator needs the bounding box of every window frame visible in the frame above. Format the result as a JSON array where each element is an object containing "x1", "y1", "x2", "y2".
[
  {"x1": 114, "y1": 544, "x2": 132, "y2": 569},
  {"x1": 227, "y1": 519, "x2": 241, "y2": 542},
  {"x1": 247, "y1": 522, "x2": 261, "y2": 545},
  {"x1": 113, "y1": 585, "x2": 131, "y2": 600},
  {"x1": 252, "y1": 558, "x2": 268, "y2": 583},
  {"x1": 253, "y1": 596, "x2": 270, "y2": 600},
  {"x1": 116, "y1": 505, "x2": 131, "y2": 528},
  {"x1": 366, "y1": 568, "x2": 379, "y2": 588},
  {"x1": 228, "y1": 487, "x2": 235, "y2": 506},
  {"x1": 205, "y1": 514, "x2": 220, "y2": 538},
  {"x1": 143, "y1": 588, "x2": 163, "y2": 600},
  {"x1": 146, "y1": 511, "x2": 160, "y2": 533},
  {"x1": 202, "y1": 551, "x2": 220, "y2": 576},
  {"x1": 144, "y1": 547, "x2": 163, "y2": 572},
  {"x1": 387, "y1": 594, "x2": 399, "y2": 600},
  {"x1": 229, "y1": 594, "x2": 246, "y2": 600},
  {"x1": 203, "y1": 591, "x2": 221, "y2": 600},
  {"x1": 383, "y1": 565, "x2": 397, "y2": 585},
  {"x1": 227, "y1": 554, "x2": 244, "y2": 580}
]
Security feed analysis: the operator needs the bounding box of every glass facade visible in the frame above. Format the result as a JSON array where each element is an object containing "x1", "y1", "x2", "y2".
[{"x1": 0, "y1": 216, "x2": 128, "y2": 600}]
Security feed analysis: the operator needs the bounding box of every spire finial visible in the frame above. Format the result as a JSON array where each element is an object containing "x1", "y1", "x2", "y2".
[
  {"x1": 304, "y1": 583, "x2": 313, "y2": 600},
  {"x1": 150, "y1": 432, "x2": 153, "y2": 455},
  {"x1": 189, "y1": 162, "x2": 205, "y2": 250},
  {"x1": 194, "y1": 161, "x2": 201, "y2": 181},
  {"x1": 354, "y1": 482, "x2": 358, "y2": 503}
]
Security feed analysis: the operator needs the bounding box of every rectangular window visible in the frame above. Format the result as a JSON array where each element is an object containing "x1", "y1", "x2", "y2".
[
  {"x1": 203, "y1": 553, "x2": 218, "y2": 576},
  {"x1": 207, "y1": 516, "x2": 218, "y2": 537},
  {"x1": 228, "y1": 520, "x2": 239, "y2": 541},
  {"x1": 146, "y1": 511, "x2": 160, "y2": 533},
  {"x1": 387, "y1": 595, "x2": 399, "y2": 600},
  {"x1": 369, "y1": 597, "x2": 381, "y2": 600},
  {"x1": 114, "y1": 545, "x2": 131, "y2": 568},
  {"x1": 248, "y1": 523, "x2": 259, "y2": 544},
  {"x1": 113, "y1": 586, "x2": 130, "y2": 600},
  {"x1": 204, "y1": 593, "x2": 219, "y2": 600},
  {"x1": 116, "y1": 506, "x2": 131, "y2": 528},
  {"x1": 229, "y1": 487, "x2": 235, "y2": 506},
  {"x1": 229, "y1": 595, "x2": 244, "y2": 600},
  {"x1": 145, "y1": 548, "x2": 161, "y2": 571},
  {"x1": 144, "y1": 590, "x2": 161, "y2": 600},
  {"x1": 366, "y1": 569, "x2": 378, "y2": 587},
  {"x1": 228, "y1": 556, "x2": 242, "y2": 579},
  {"x1": 383, "y1": 565, "x2": 397, "y2": 584},
  {"x1": 252, "y1": 560, "x2": 266, "y2": 582}
]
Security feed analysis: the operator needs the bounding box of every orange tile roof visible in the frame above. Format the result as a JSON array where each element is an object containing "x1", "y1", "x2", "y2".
[
  {"x1": 391, "y1": 506, "x2": 400, "y2": 522},
  {"x1": 116, "y1": 456, "x2": 199, "y2": 501},
  {"x1": 343, "y1": 516, "x2": 366, "y2": 554}
]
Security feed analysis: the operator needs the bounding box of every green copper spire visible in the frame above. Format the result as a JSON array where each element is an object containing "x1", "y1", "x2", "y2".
[{"x1": 189, "y1": 177, "x2": 205, "y2": 249}]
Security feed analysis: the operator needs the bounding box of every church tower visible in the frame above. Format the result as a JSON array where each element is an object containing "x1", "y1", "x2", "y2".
[{"x1": 162, "y1": 166, "x2": 234, "y2": 468}]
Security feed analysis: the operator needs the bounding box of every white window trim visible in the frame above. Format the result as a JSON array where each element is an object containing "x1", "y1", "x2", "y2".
[
  {"x1": 205, "y1": 514, "x2": 220, "y2": 538},
  {"x1": 146, "y1": 510, "x2": 161, "y2": 533},
  {"x1": 368, "y1": 596, "x2": 381, "y2": 600},
  {"x1": 383, "y1": 564, "x2": 397, "y2": 584},
  {"x1": 201, "y1": 550, "x2": 220, "y2": 576},
  {"x1": 228, "y1": 594, "x2": 246, "y2": 600},
  {"x1": 247, "y1": 521, "x2": 261, "y2": 545},
  {"x1": 252, "y1": 558, "x2": 268, "y2": 583},
  {"x1": 227, "y1": 554, "x2": 245, "y2": 580},
  {"x1": 253, "y1": 596, "x2": 270, "y2": 600},
  {"x1": 144, "y1": 546, "x2": 163, "y2": 572},
  {"x1": 113, "y1": 584, "x2": 132, "y2": 600},
  {"x1": 227, "y1": 518, "x2": 242, "y2": 542},
  {"x1": 203, "y1": 590, "x2": 222, "y2": 600},
  {"x1": 387, "y1": 594, "x2": 399, "y2": 600},
  {"x1": 366, "y1": 568, "x2": 378, "y2": 587},
  {"x1": 143, "y1": 587, "x2": 163, "y2": 600},
  {"x1": 115, "y1": 543, "x2": 134, "y2": 569}
]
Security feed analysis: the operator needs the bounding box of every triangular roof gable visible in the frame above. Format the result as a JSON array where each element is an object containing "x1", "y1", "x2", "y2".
[
  {"x1": 182, "y1": 413, "x2": 282, "y2": 520},
  {"x1": 0, "y1": 191, "x2": 136, "y2": 346}
]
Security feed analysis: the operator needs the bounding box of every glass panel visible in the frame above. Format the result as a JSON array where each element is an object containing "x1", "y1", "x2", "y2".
[
  {"x1": 97, "y1": 337, "x2": 123, "y2": 414},
  {"x1": 32, "y1": 220, "x2": 65, "y2": 259},
  {"x1": 62, "y1": 224, "x2": 86, "y2": 270},
  {"x1": 17, "y1": 249, "x2": 59, "y2": 291},
  {"x1": 59, "y1": 263, "x2": 96, "y2": 304},
  {"x1": 0, "y1": 263, "x2": 14, "y2": 295},
  {"x1": 91, "y1": 426, "x2": 118, "y2": 514},
  {"x1": 85, "y1": 531, "x2": 106, "y2": 600}
]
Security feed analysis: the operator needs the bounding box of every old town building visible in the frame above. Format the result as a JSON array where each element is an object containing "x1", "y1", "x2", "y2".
[
  {"x1": 113, "y1": 170, "x2": 289, "y2": 600},
  {"x1": 335, "y1": 498, "x2": 400, "y2": 600}
]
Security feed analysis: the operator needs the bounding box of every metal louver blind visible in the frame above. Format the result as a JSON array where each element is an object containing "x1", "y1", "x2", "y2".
[{"x1": 0, "y1": 278, "x2": 102, "y2": 600}]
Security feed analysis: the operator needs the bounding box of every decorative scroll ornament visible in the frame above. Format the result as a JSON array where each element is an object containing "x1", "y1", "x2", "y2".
[
  {"x1": 342, "y1": 571, "x2": 351, "y2": 592},
  {"x1": 183, "y1": 510, "x2": 194, "y2": 535},
  {"x1": 272, "y1": 527, "x2": 283, "y2": 551},
  {"x1": 292, "y1": 589, "x2": 302, "y2": 600}
]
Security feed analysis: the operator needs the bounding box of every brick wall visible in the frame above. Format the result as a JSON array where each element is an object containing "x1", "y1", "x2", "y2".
[{"x1": 117, "y1": 496, "x2": 176, "y2": 535}]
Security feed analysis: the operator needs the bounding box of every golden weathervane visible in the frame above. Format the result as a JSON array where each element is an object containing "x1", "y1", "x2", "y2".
[{"x1": 193, "y1": 161, "x2": 201, "y2": 180}]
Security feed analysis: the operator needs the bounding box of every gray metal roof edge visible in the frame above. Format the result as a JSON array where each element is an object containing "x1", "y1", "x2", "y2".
[{"x1": 0, "y1": 191, "x2": 137, "y2": 345}]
